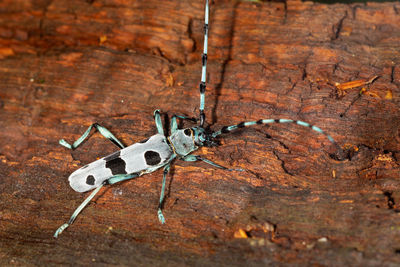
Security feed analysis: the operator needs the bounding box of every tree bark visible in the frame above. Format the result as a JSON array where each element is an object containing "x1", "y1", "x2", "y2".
[{"x1": 1, "y1": 0, "x2": 400, "y2": 265}]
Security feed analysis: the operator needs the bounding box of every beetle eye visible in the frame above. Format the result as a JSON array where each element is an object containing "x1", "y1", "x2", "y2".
[{"x1": 184, "y1": 129, "x2": 191, "y2": 136}]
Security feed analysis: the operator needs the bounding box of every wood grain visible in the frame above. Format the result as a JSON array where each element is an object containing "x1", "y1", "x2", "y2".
[{"x1": 1, "y1": 0, "x2": 400, "y2": 265}]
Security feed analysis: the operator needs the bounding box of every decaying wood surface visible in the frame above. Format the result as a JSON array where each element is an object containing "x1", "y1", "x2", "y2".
[{"x1": 1, "y1": 0, "x2": 400, "y2": 265}]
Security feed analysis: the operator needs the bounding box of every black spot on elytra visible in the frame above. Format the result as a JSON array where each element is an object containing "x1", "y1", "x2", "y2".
[
  {"x1": 144, "y1": 150, "x2": 161, "y2": 166},
  {"x1": 86, "y1": 175, "x2": 95, "y2": 185},
  {"x1": 104, "y1": 152, "x2": 127, "y2": 175},
  {"x1": 184, "y1": 129, "x2": 191, "y2": 136}
]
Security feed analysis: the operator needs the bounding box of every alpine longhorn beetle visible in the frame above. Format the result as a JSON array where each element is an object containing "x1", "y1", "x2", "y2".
[{"x1": 54, "y1": 0, "x2": 343, "y2": 237}]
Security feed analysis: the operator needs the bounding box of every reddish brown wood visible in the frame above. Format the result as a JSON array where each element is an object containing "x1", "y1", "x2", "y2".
[{"x1": 1, "y1": 0, "x2": 400, "y2": 265}]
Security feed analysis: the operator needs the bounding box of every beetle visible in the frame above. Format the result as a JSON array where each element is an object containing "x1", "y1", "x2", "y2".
[{"x1": 54, "y1": 0, "x2": 342, "y2": 237}]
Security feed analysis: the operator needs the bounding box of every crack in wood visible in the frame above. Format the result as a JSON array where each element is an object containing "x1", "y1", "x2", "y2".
[
  {"x1": 273, "y1": 150, "x2": 294, "y2": 176},
  {"x1": 331, "y1": 11, "x2": 348, "y2": 41}
]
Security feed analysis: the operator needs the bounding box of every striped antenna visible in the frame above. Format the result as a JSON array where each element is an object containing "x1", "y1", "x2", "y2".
[
  {"x1": 199, "y1": 0, "x2": 209, "y2": 127},
  {"x1": 212, "y1": 118, "x2": 344, "y2": 158}
]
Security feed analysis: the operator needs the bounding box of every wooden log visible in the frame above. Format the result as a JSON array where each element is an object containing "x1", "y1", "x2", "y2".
[{"x1": 0, "y1": 0, "x2": 400, "y2": 265}]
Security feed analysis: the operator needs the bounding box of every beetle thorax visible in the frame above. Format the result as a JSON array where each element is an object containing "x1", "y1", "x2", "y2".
[{"x1": 168, "y1": 129, "x2": 198, "y2": 156}]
